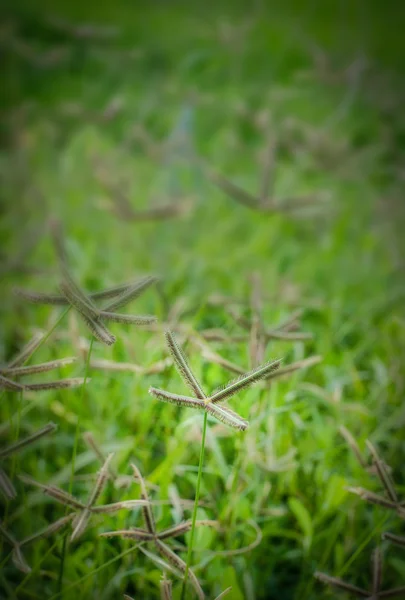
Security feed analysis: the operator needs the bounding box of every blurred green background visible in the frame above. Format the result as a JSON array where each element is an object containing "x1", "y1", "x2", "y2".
[{"x1": 1, "y1": 1, "x2": 405, "y2": 599}]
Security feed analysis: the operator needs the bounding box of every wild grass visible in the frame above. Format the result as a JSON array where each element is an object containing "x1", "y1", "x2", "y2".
[{"x1": 1, "y1": 1, "x2": 405, "y2": 599}]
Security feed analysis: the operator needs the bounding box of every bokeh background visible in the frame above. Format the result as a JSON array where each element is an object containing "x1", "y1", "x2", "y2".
[{"x1": 1, "y1": 1, "x2": 405, "y2": 599}]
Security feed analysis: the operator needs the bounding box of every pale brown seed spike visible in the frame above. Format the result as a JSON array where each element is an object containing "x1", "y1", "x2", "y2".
[
  {"x1": 157, "y1": 520, "x2": 217, "y2": 540},
  {"x1": 13, "y1": 287, "x2": 68, "y2": 305},
  {"x1": 20, "y1": 514, "x2": 75, "y2": 547},
  {"x1": 273, "y1": 309, "x2": 304, "y2": 333},
  {"x1": 3, "y1": 357, "x2": 77, "y2": 377},
  {"x1": 131, "y1": 463, "x2": 156, "y2": 534},
  {"x1": 366, "y1": 441, "x2": 398, "y2": 503},
  {"x1": 0, "y1": 520, "x2": 18, "y2": 546},
  {"x1": 49, "y1": 217, "x2": 68, "y2": 267},
  {"x1": 23, "y1": 378, "x2": 87, "y2": 391},
  {"x1": 7, "y1": 332, "x2": 45, "y2": 368},
  {"x1": 210, "y1": 358, "x2": 282, "y2": 404},
  {"x1": 87, "y1": 453, "x2": 114, "y2": 508},
  {"x1": 98, "y1": 311, "x2": 157, "y2": 325},
  {"x1": 165, "y1": 330, "x2": 206, "y2": 399},
  {"x1": 346, "y1": 487, "x2": 398, "y2": 510},
  {"x1": 0, "y1": 374, "x2": 25, "y2": 391},
  {"x1": 13, "y1": 280, "x2": 139, "y2": 306},
  {"x1": 12, "y1": 545, "x2": 31, "y2": 574},
  {"x1": 379, "y1": 586, "x2": 405, "y2": 597},
  {"x1": 19, "y1": 475, "x2": 87, "y2": 510},
  {"x1": 264, "y1": 355, "x2": 321, "y2": 381},
  {"x1": 155, "y1": 541, "x2": 205, "y2": 600},
  {"x1": 382, "y1": 532, "x2": 405, "y2": 548},
  {"x1": 339, "y1": 425, "x2": 367, "y2": 469},
  {"x1": 148, "y1": 387, "x2": 205, "y2": 410},
  {"x1": 83, "y1": 431, "x2": 106, "y2": 463},
  {"x1": 122, "y1": 203, "x2": 190, "y2": 222},
  {"x1": 0, "y1": 422, "x2": 57, "y2": 459},
  {"x1": 60, "y1": 282, "x2": 116, "y2": 345},
  {"x1": 89, "y1": 280, "x2": 145, "y2": 300},
  {"x1": 372, "y1": 547, "x2": 382, "y2": 595},
  {"x1": 70, "y1": 509, "x2": 91, "y2": 542},
  {"x1": 227, "y1": 306, "x2": 252, "y2": 331},
  {"x1": 92, "y1": 500, "x2": 148, "y2": 514},
  {"x1": 103, "y1": 275, "x2": 159, "y2": 312},
  {"x1": 100, "y1": 528, "x2": 155, "y2": 541},
  {"x1": 160, "y1": 575, "x2": 172, "y2": 600},
  {"x1": 0, "y1": 467, "x2": 17, "y2": 499},
  {"x1": 198, "y1": 344, "x2": 244, "y2": 375},
  {"x1": 209, "y1": 170, "x2": 261, "y2": 210},
  {"x1": 264, "y1": 329, "x2": 313, "y2": 341},
  {"x1": 205, "y1": 403, "x2": 248, "y2": 431},
  {"x1": 314, "y1": 572, "x2": 369, "y2": 597},
  {"x1": 59, "y1": 276, "x2": 99, "y2": 320}
]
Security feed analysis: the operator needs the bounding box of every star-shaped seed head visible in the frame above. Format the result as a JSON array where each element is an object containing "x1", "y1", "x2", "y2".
[
  {"x1": 20, "y1": 453, "x2": 148, "y2": 542},
  {"x1": 148, "y1": 330, "x2": 282, "y2": 431}
]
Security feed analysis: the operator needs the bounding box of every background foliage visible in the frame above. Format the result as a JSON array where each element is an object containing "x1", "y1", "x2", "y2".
[{"x1": 1, "y1": 1, "x2": 405, "y2": 598}]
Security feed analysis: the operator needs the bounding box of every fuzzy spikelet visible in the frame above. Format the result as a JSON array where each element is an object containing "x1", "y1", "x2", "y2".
[
  {"x1": 314, "y1": 572, "x2": 369, "y2": 597},
  {"x1": 0, "y1": 374, "x2": 25, "y2": 391},
  {"x1": 60, "y1": 282, "x2": 116, "y2": 345},
  {"x1": 1, "y1": 357, "x2": 77, "y2": 377},
  {"x1": 100, "y1": 528, "x2": 155, "y2": 541},
  {"x1": 155, "y1": 540, "x2": 205, "y2": 600},
  {"x1": 98, "y1": 311, "x2": 157, "y2": 325},
  {"x1": 382, "y1": 532, "x2": 405, "y2": 548},
  {"x1": 366, "y1": 441, "x2": 398, "y2": 503},
  {"x1": 205, "y1": 403, "x2": 248, "y2": 431},
  {"x1": 13, "y1": 280, "x2": 140, "y2": 305},
  {"x1": 210, "y1": 358, "x2": 282, "y2": 403},
  {"x1": 165, "y1": 330, "x2": 205, "y2": 399},
  {"x1": 7, "y1": 332, "x2": 44, "y2": 367},
  {"x1": 346, "y1": 486, "x2": 399, "y2": 510},
  {"x1": 0, "y1": 468, "x2": 16, "y2": 499},
  {"x1": 160, "y1": 577, "x2": 172, "y2": 600},
  {"x1": 372, "y1": 548, "x2": 382, "y2": 595},
  {"x1": 131, "y1": 463, "x2": 155, "y2": 535},
  {"x1": 24, "y1": 378, "x2": 87, "y2": 391},
  {"x1": 149, "y1": 387, "x2": 205, "y2": 410},
  {"x1": 0, "y1": 422, "x2": 57, "y2": 459},
  {"x1": 103, "y1": 276, "x2": 158, "y2": 312}
]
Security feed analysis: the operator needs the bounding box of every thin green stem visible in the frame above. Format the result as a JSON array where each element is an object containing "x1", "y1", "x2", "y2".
[
  {"x1": 180, "y1": 411, "x2": 208, "y2": 600},
  {"x1": 56, "y1": 336, "x2": 94, "y2": 598}
]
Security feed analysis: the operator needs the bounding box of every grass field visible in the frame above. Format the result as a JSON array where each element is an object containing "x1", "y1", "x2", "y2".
[{"x1": 1, "y1": 1, "x2": 405, "y2": 599}]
